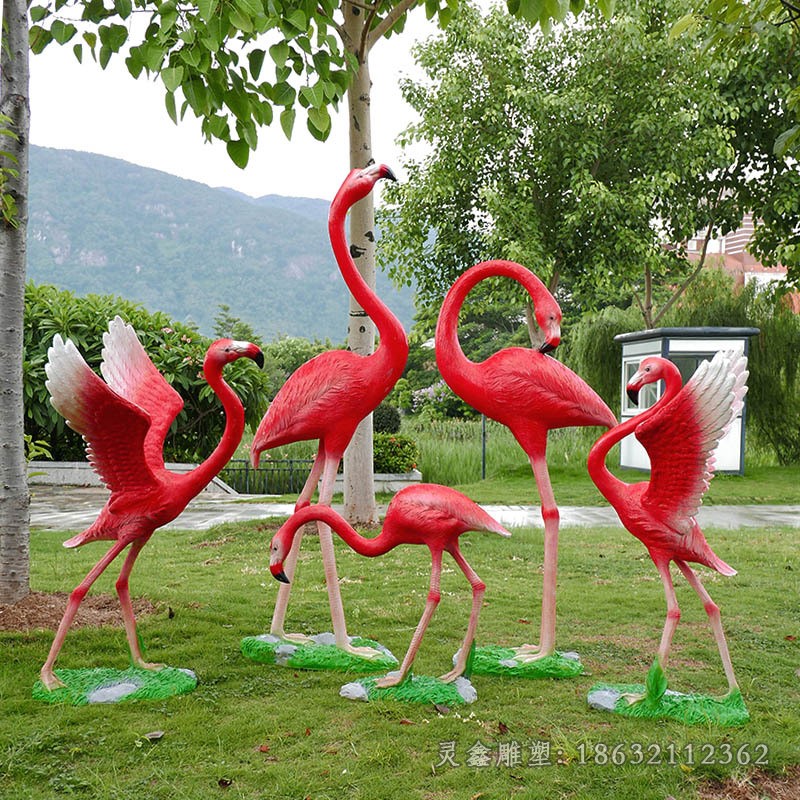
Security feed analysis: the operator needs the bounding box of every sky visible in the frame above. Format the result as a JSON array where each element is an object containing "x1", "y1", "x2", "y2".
[{"x1": 29, "y1": 12, "x2": 439, "y2": 201}]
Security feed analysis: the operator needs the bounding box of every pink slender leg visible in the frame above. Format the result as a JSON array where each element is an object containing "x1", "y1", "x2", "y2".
[
  {"x1": 440, "y1": 546, "x2": 485, "y2": 683},
  {"x1": 675, "y1": 558, "x2": 739, "y2": 693},
  {"x1": 115, "y1": 536, "x2": 161, "y2": 670},
  {"x1": 40, "y1": 539, "x2": 129, "y2": 690},
  {"x1": 515, "y1": 451, "x2": 559, "y2": 660},
  {"x1": 269, "y1": 447, "x2": 324, "y2": 641},
  {"x1": 377, "y1": 550, "x2": 443, "y2": 688},
  {"x1": 623, "y1": 558, "x2": 680, "y2": 704}
]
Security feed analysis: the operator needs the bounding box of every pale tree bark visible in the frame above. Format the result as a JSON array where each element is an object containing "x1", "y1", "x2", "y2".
[
  {"x1": 339, "y1": 0, "x2": 417, "y2": 524},
  {"x1": 0, "y1": 0, "x2": 31, "y2": 604}
]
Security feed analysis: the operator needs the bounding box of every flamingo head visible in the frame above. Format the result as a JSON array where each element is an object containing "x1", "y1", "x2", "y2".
[
  {"x1": 626, "y1": 356, "x2": 669, "y2": 406},
  {"x1": 534, "y1": 297, "x2": 562, "y2": 354},
  {"x1": 269, "y1": 525, "x2": 292, "y2": 584},
  {"x1": 205, "y1": 339, "x2": 265, "y2": 371},
  {"x1": 342, "y1": 163, "x2": 397, "y2": 205}
]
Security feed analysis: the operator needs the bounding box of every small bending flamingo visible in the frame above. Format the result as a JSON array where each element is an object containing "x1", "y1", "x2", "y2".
[
  {"x1": 40, "y1": 317, "x2": 263, "y2": 690},
  {"x1": 435, "y1": 261, "x2": 616, "y2": 661},
  {"x1": 269, "y1": 484, "x2": 511, "y2": 687},
  {"x1": 250, "y1": 164, "x2": 408, "y2": 658},
  {"x1": 587, "y1": 350, "x2": 748, "y2": 700}
]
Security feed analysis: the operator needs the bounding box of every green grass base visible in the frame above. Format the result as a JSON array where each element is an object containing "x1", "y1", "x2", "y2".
[
  {"x1": 588, "y1": 683, "x2": 750, "y2": 726},
  {"x1": 470, "y1": 645, "x2": 584, "y2": 678},
  {"x1": 32, "y1": 666, "x2": 197, "y2": 706},
  {"x1": 340, "y1": 673, "x2": 477, "y2": 705},
  {"x1": 240, "y1": 633, "x2": 398, "y2": 673}
]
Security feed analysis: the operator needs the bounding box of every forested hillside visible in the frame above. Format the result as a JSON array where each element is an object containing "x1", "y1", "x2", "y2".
[{"x1": 27, "y1": 146, "x2": 415, "y2": 340}]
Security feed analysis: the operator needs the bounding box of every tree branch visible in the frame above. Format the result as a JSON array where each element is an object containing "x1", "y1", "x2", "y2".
[{"x1": 366, "y1": 0, "x2": 421, "y2": 54}]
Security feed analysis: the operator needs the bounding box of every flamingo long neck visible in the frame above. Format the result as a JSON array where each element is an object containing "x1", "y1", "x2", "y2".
[
  {"x1": 587, "y1": 363, "x2": 683, "y2": 504},
  {"x1": 435, "y1": 260, "x2": 554, "y2": 403},
  {"x1": 282, "y1": 505, "x2": 396, "y2": 558},
  {"x1": 185, "y1": 362, "x2": 245, "y2": 492},
  {"x1": 328, "y1": 175, "x2": 408, "y2": 365}
]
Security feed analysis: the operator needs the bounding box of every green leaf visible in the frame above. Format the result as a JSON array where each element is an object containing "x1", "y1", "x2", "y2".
[
  {"x1": 228, "y1": 7, "x2": 254, "y2": 33},
  {"x1": 73, "y1": 43, "x2": 83, "y2": 63},
  {"x1": 235, "y1": 0, "x2": 263, "y2": 18},
  {"x1": 224, "y1": 89, "x2": 251, "y2": 122},
  {"x1": 114, "y1": 0, "x2": 132, "y2": 18},
  {"x1": 307, "y1": 105, "x2": 331, "y2": 139},
  {"x1": 165, "y1": 91, "x2": 178, "y2": 124},
  {"x1": 269, "y1": 41, "x2": 289, "y2": 67},
  {"x1": 226, "y1": 139, "x2": 250, "y2": 169},
  {"x1": 248, "y1": 49, "x2": 266, "y2": 80},
  {"x1": 29, "y1": 6, "x2": 50, "y2": 23},
  {"x1": 669, "y1": 14, "x2": 697, "y2": 41},
  {"x1": 99, "y1": 46, "x2": 112, "y2": 69},
  {"x1": 29, "y1": 25, "x2": 53, "y2": 54},
  {"x1": 197, "y1": 0, "x2": 218, "y2": 22},
  {"x1": 286, "y1": 9, "x2": 306, "y2": 31},
  {"x1": 644, "y1": 659, "x2": 668, "y2": 702},
  {"x1": 98, "y1": 23, "x2": 128, "y2": 52},
  {"x1": 272, "y1": 81, "x2": 295, "y2": 107},
  {"x1": 280, "y1": 107, "x2": 295, "y2": 139},
  {"x1": 162, "y1": 66, "x2": 185, "y2": 93}
]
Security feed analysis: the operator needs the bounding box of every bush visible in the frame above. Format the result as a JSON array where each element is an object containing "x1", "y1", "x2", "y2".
[
  {"x1": 373, "y1": 433, "x2": 419, "y2": 474},
  {"x1": 373, "y1": 403, "x2": 401, "y2": 433},
  {"x1": 25, "y1": 282, "x2": 270, "y2": 463}
]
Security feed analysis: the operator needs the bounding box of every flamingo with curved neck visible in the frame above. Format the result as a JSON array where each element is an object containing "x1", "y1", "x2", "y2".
[
  {"x1": 587, "y1": 351, "x2": 748, "y2": 699},
  {"x1": 250, "y1": 164, "x2": 408, "y2": 658},
  {"x1": 40, "y1": 316, "x2": 263, "y2": 689},
  {"x1": 269, "y1": 484, "x2": 510, "y2": 687},
  {"x1": 435, "y1": 260, "x2": 616, "y2": 662}
]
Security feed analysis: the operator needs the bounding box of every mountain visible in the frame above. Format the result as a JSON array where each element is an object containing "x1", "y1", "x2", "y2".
[{"x1": 27, "y1": 146, "x2": 415, "y2": 341}]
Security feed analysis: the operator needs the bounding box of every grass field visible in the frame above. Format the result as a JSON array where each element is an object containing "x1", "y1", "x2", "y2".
[{"x1": 2, "y1": 518, "x2": 798, "y2": 799}]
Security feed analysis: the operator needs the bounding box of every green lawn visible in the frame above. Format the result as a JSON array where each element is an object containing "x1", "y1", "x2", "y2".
[{"x1": 2, "y1": 519, "x2": 798, "y2": 799}]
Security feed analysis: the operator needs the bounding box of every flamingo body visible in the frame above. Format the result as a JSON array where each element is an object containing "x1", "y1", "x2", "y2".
[
  {"x1": 435, "y1": 260, "x2": 615, "y2": 659},
  {"x1": 270, "y1": 484, "x2": 510, "y2": 685},
  {"x1": 39, "y1": 317, "x2": 263, "y2": 689},
  {"x1": 248, "y1": 165, "x2": 408, "y2": 657},
  {"x1": 587, "y1": 350, "x2": 748, "y2": 695}
]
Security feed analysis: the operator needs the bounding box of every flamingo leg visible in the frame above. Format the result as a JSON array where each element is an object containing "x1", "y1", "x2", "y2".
[
  {"x1": 40, "y1": 539, "x2": 130, "y2": 690},
  {"x1": 622, "y1": 558, "x2": 681, "y2": 704},
  {"x1": 377, "y1": 550, "x2": 443, "y2": 688},
  {"x1": 514, "y1": 449, "x2": 560, "y2": 660},
  {"x1": 674, "y1": 558, "x2": 739, "y2": 693},
  {"x1": 439, "y1": 545, "x2": 485, "y2": 683},
  {"x1": 269, "y1": 447, "x2": 324, "y2": 642},
  {"x1": 115, "y1": 536, "x2": 161, "y2": 670}
]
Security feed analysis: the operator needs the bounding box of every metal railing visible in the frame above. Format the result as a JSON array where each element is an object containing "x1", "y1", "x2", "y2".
[{"x1": 221, "y1": 458, "x2": 315, "y2": 495}]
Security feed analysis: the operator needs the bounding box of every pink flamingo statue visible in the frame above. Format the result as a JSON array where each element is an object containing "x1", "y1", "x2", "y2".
[
  {"x1": 269, "y1": 484, "x2": 511, "y2": 687},
  {"x1": 435, "y1": 260, "x2": 616, "y2": 663},
  {"x1": 250, "y1": 164, "x2": 408, "y2": 660},
  {"x1": 40, "y1": 317, "x2": 263, "y2": 690},
  {"x1": 587, "y1": 350, "x2": 748, "y2": 702}
]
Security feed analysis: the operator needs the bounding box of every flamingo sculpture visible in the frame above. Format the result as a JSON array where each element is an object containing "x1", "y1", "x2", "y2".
[
  {"x1": 250, "y1": 164, "x2": 408, "y2": 659},
  {"x1": 39, "y1": 317, "x2": 264, "y2": 690},
  {"x1": 269, "y1": 484, "x2": 511, "y2": 687},
  {"x1": 587, "y1": 350, "x2": 748, "y2": 702},
  {"x1": 435, "y1": 260, "x2": 616, "y2": 663}
]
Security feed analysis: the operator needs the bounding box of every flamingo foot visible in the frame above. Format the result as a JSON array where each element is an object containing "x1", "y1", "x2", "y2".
[
  {"x1": 374, "y1": 671, "x2": 408, "y2": 689},
  {"x1": 338, "y1": 642, "x2": 387, "y2": 660},
  {"x1": 438, "y1": 668, "x2": 464, "y2": 684},
  {"x1": 510, "y1": 645, "x2": 556, "y2": 664},
  {"x1": 39, "y1": 667, "x2": 65, "y2": 691},
  {"x1": 270, "y1": 629, "x2": 315, "y2": 645},
  {"x1": 132, "y1": 658, "x2": 165, "y2": 672}
]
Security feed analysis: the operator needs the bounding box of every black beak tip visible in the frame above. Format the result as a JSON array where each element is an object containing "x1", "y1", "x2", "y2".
[
  {"x1": 538, "y1": 341, "x2": 557, "y2": 354},
  {"x1": 383, "y1": 166, "x2": 397, "y2": 183},
  {"x1": 253, "y1": 351, "x2": 265, "y2": 369},
  {"x1": 273, "y1": 570, "x2": 290, "y2": 584},
  {"x1": 626, "y1": 388, "x2": 640, "y2": 406}
]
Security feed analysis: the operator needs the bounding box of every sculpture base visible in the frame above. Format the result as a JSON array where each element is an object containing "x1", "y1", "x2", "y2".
[
  {"x1": 340, "y1": 673, "x2": 477, "y2": 705},
  {"x1": 32, "y1": 666, "x2": 197, "y2": 705},
  {"x1": 588, "y1": 683, "x2": 749, "y2": 726},
  {"x1": 240, "y1": 632, "x2": 397, "y2": 672},
  {"x1": 469, "y1": 645, "x2": 583, "y2": 678}
]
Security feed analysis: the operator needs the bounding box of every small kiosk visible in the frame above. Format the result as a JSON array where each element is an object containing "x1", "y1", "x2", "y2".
[{"x1": 614, "y1": 327, "x2": 759, "y2": 474}]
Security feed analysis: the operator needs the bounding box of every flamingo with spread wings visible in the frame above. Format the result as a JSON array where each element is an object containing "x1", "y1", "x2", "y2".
[
  {"x1": 587, "y1": 350, "x2": 748, "y2": 700},
  {"x1": 39, "y1": 317, "x2": 263, "y2": 690},
  {"x1": 250, "y1": 164, "x2": 407, "y2": 658}
]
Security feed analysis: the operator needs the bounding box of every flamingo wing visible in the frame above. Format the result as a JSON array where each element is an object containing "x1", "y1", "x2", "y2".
[
  {"x1": 637, "y1": 351, "x2": 748, "y2": 534},
  {"x1": 255, "y1": 350, "x2": 366, "y2": 448},
  {"x1": 46, "y1": 334, "x2": 159, "y2": 494},
  {"x1": 99, "y1": 316, "x2": 184, "y2": 470}
]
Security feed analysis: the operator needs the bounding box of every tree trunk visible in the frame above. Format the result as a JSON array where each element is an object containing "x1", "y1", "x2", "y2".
[
  {"x1": 342, "y1": 4, "x2": 378, "y2": 524},
  {"x1": 0, "y1": 0, "x2": 31, "y2": 604}
]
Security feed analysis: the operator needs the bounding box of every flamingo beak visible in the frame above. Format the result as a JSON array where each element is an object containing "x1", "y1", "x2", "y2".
[
  {"x1": 252, "y1": 350, "x2": 265, "y2": 369},
  {"x1": 538, "y1": 341, "x2": 557, "y2": 354},
  {"x1": 271, "y1": 563, "x2": 290, "y2": 584},
  {"x1": 381, "y1": 165, "x2": 398, "y2": 182},
  {"x1": 626, "y1": 387, "x2": 640, "y2": 406}
]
